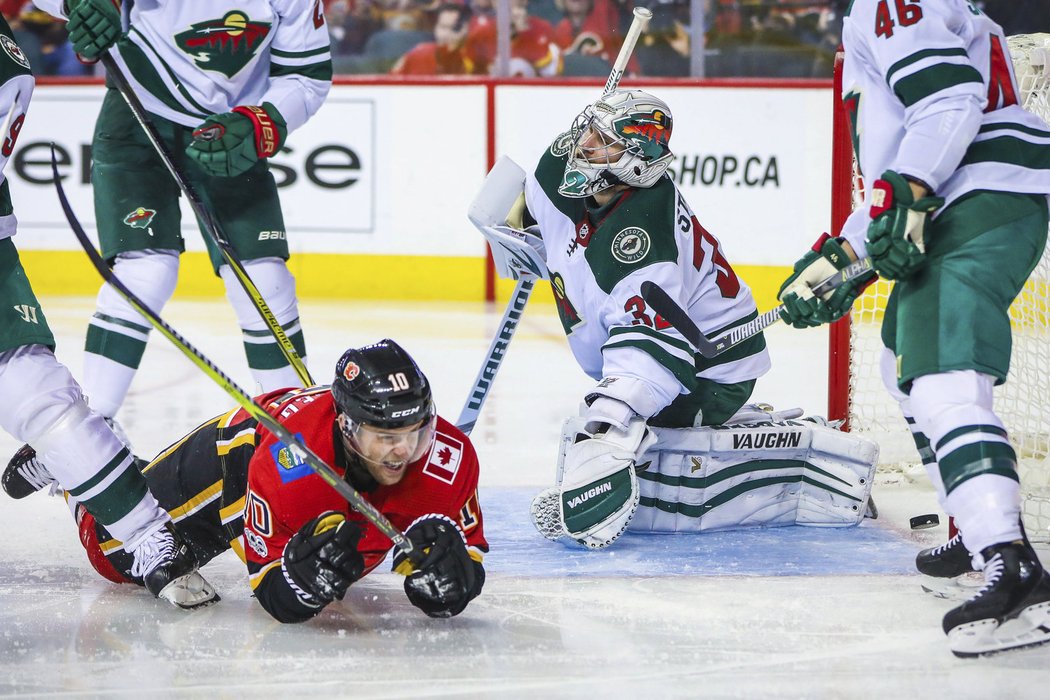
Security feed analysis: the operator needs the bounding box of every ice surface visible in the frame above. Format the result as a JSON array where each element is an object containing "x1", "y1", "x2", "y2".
[{"x1": 1, "y1": 297, "x2": 1047, "y2": 698}]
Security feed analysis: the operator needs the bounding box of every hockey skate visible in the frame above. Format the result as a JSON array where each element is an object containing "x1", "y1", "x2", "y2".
[
  {"x1": 2, "y1": 418, "x2": 146, "y2": 499},
  {"x1": 130, "y1": 523, "x2": 219, "y2": 610},
  {"x1": 917, "y1": 531, "x2": 982, "y2": 601},
  {"x1": 2, "y1": 444, "x2": 58, "y2": 498},
  {"x1": 942, "y1": 541, "x2": 1050, "y2": 657}
]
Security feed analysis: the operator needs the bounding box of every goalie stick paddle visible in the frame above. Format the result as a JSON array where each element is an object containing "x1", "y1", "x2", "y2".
[
  {"x1": 641, "y1": 257, "x2": 875, "y2": 359},
  {"x1": 455, "y1": 277, "x2": 534, "y2": 435},
  {"x1": 49, "y1": 146, "x2": 422, "y2": 567},
  {"x1": 100, "y1": 53, "x2": 313, "y2": 388}
]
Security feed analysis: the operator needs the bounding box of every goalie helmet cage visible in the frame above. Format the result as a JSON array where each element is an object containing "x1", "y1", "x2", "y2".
[{"x1": 827, "y1": 35, "x2": 1050, "y2": 543}]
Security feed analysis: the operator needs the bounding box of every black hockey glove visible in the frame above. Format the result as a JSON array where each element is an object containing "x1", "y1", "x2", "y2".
[
  {"x1": 392, "y1": 514, "x2": 484, "y2": 618},
  {"x1": 282, "y1": 511, "x2": 364, "y2": 606}
]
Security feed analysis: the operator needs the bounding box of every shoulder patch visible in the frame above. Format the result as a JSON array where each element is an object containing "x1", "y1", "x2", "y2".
[
  {"x1": 0, "y1": 35, "x2": 30, "y2": 70},
  {"x1": 269, "y1": 434, "x2": 313, "y2": 484},
  {"x1": 423, "y1": 433, "x2": 464, "y2": 485},
  {"x1": 611, "y1": 227, "x2": 651, "y2": 264}
]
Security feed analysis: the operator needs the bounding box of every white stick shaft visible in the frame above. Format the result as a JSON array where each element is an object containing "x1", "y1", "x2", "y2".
[{"x1": 602, "y1": 7, "x2": 651, "y2": 97}]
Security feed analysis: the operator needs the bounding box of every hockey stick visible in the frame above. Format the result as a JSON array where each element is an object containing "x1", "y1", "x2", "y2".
[
  {"x1": 453, "y1": 8, "x2": 652, "y2": 433},
  {"x1": 99, "y1": 53, "x2": 313, "y2": 387},
  {"x1": 641, "y1": 257, "x2": 875, "y2": 359},
  {"x1": 603, "y1": 7, "x2": 652, "y2": 97},
  {"x1": 50, "y1": 147, "x2": 421, "y2": 566},
  {"x1": 455, "y1": 277, "x2": 534, "y2": 434}
]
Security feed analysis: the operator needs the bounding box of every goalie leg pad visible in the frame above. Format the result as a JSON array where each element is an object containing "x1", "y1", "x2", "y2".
[{"x1": 629, "y1": 418, "x2": 879, "y2": 533}]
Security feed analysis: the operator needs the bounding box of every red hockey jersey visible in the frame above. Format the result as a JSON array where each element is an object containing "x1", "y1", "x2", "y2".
[{"x1": 241, "y1": 387, "x2": 487, "y2": 620}]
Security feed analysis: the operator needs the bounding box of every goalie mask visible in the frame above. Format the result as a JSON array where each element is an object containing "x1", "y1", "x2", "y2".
[
  {"x1": 558, "y1": 89, "x2": 674, "y2": 199},
  {"x1": 332, "y1": 340, "x2": 436, "y2": 475}
]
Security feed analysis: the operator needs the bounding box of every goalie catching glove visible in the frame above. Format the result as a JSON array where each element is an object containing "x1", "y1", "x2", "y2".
[
  {"x1": 282, "y1": 511, "x2": 365, "y2": 606},
  {"x1": 778, "y1": 233, "x2": 876, "y2": 328},
  {"x1": 392, "y1": 514, "x2": 484, "y2": 618},
  {"x1": 186, "y1": 103, "x2": 288, "y2": 178},
  {"x1": 865, "y1": 170, "x2": 944, "y2": 280}
]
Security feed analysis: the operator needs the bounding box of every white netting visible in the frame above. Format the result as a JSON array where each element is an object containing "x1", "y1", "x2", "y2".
[{"x1": 840, "y1": 34, "x2": 1050, "y2": 542}]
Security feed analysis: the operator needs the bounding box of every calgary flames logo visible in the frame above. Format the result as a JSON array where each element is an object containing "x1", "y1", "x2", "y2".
[{"x1": 342, "y1": 361, "x2": 361, "y2": 381}]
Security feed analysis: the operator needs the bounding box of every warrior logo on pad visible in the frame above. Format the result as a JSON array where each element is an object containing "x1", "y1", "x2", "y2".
[{"x1": 175, "y1": 12, "x2": 272, "y2": 78}]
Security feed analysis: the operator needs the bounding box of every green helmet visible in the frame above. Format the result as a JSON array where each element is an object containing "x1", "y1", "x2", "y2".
[{"x1": 558, "y1": 89, "x2": 674, "y2": 199}]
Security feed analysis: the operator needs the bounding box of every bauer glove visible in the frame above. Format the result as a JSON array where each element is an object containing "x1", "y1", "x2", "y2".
[
  {"x1": 865, "y1": 170, "x2": 944, "y2": 280},
  {"x1": 392, "y1": 514, "x2": 484, "y2": 618},
  {"x1": 282, "y1": 511, "x2": 364, "y2": 605},
  {"x1": 66, "y1": 0, "x2": 121, "y2": 60},
  {"x1": 778, "y1": 233, "x2": 876, "y2": 328},
  {"x1": 186, "y1": 103, "x2": 288, "y2": 178}
]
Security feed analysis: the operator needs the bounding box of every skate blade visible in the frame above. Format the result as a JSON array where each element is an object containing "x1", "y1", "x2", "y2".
[
  {"x1": 948, "y1": 601, "x2": 1050, "y2": 657},
  {"x1": 157, "y1": 571, "x2": 221, "y2": 610},
  {"x1": 920, "y1": 572, "x2": 984, "y2": 601}
]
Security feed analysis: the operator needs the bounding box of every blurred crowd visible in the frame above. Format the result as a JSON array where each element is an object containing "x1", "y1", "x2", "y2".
[{"x1": 3, "y1": 0, "x2": 1048, "y2": 79}]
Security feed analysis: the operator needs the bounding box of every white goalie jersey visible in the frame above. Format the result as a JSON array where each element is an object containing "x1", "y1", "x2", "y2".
[
  {"x1": 525, "y1": 140, "x2": 771, "y2": 424},
  {"x1": 837, "y1": 0, "x2": 1050, "y2": 256},
  {"x1": 34, "y1": 0, "x2": 332, "y2": 132}
]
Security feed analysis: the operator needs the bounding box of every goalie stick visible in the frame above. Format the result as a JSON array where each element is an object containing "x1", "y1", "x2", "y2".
[
  {"x1": 456, "y1": 277, "x2": 534, "y2": 434},
  {"x1": 49, "y1": 146, "x2": 421, "y2": 567},
  {"x1": 100, "y1": 53, "x2": 313, "y2": 387},
  {"x1": 641, "y1": 257, "x2": 875, "y2": 359},
  {"x1": 456, "y1": 8, "x2": 653, "y2": 434}
]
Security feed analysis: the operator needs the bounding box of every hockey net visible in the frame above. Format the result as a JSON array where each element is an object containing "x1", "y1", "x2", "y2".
[{"x1": 828, "y1": 34, "x2": 1050, "y2": 542}]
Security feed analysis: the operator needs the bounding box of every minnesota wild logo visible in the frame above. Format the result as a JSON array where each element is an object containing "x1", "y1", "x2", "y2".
[
  {"x1": 175, "y1": 11, "x2": 272, "y2": 78},
  {"x1": 550, "y1": 272, "x2": 583, "y2": 335},
  {"x1": 122, "y1": 207, "x2": 157, "y2": 230}
]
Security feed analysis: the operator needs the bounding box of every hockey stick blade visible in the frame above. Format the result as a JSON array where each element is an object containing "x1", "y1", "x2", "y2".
[
  {"x1": 641, "y1": 257, "x2": 875, "y2": 359},
  {"x1": 100, "y1": 53, "x2": 312, "y2": 387},
  {"x1": 49, "y1": 146, "x2": 422, "y2": 566}
]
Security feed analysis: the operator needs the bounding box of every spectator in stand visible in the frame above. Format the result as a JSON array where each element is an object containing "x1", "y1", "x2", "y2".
[
  {"x1": 377, "y1": 0, "x2": 432, "y2": 31},
  {"x1": 552, "y1": 0, "x2": 641, "y2": 74},
  {"x1": 980, "y1": 0, "x2": 1050, "y2": 35},
  {"x1": 466, "y1": 0, "x2": 562, "y2": 76},
  {"x1": 326, "y1": 0, "x2": 382, "y2": 56},
  {"x1": 9, "y1": 2, "x2": 86, "y2": 76},
  {"x1": 391, "y1": 3, "x2": 476, "y2": 74}
]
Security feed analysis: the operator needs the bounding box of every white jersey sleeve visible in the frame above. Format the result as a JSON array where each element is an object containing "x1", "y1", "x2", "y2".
[
  {"x1": 37, "y1": 1, "x2": 333, "y2": 130},
  {"x1": 838, "y1": 0, "x2": 1050, "y2": 257},
  {"x1": 254, "y1": 0, "x2": 332, "y2": 133},
  {"x1": 843, "y1": 0, "x2": 985, "y2": 190}
]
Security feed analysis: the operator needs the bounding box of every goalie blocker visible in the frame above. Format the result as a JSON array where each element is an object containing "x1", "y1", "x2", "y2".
[{"x1": 532, "y1": 410, "x2": 879, "y2": 546}]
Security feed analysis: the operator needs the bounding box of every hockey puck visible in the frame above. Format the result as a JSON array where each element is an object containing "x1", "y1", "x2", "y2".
[{"x1": 910, "y1": 513, "x2": 940, "y2": 530}]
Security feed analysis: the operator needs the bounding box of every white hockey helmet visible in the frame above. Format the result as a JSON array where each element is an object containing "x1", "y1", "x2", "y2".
[{"x1": 558, "y1": 89, "x2": 674, "y2": 199}]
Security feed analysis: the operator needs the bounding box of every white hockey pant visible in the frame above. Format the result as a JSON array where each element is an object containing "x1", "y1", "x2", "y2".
[{"x1": 0, "y1": 345, "x2": 166, "y2": 547}]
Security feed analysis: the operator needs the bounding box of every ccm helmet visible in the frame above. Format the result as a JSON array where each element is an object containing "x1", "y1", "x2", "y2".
[
  {"x1": 558, "y1": 89, "x2": 674, "y2": 198},
  {"x1": 332, "y1": 339, "x2": 435, "y2": 429},
  {"x1": 332, "y1": 340, "x2": 437, "y2": 465}
]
